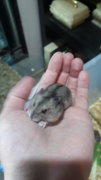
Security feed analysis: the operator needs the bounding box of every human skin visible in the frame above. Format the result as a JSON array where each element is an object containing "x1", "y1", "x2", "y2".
[{"x1": 0, "y1": 52, "x2": 94, "y2": 180}]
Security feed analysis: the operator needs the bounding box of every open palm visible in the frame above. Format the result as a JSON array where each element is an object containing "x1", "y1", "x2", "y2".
[{"x1": 0, "y1": 52, "x2": 94, "y2": 180}]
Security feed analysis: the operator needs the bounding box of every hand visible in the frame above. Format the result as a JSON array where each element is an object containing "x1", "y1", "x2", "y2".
[{"x1": 0, "y1": 52, "x2": 94, "y2": 180}]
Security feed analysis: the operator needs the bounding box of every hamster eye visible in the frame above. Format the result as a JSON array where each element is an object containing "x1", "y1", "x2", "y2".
[{"x1": 42, "y1": 109, "x2": 48, "y2": 114}]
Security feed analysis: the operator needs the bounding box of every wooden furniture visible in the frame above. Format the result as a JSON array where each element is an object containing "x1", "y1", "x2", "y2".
[{"x1": 38, "y1": 0, "x2": 101, "y2": 63}]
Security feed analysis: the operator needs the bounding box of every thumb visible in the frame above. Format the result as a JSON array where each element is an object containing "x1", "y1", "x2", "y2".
[{"x1": 3, "y1": 76, "x2": 35, "y2": 111}]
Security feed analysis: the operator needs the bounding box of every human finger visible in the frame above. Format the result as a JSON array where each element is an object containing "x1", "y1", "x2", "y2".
[
  {"x1": 57, "y1": 52, "x2": 74, "y2": 85},
  {"x1": 39, "y1": 52, "x2": 63, "y2": 89},
  {"x1": 66, "y1": 58, "x2": 83, "y2": 99},
  {"x1": 75, "y1": 71, "x2": 89, "y2": 109}
]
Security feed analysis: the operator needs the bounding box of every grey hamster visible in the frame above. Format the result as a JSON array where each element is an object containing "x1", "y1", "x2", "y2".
[{"x1": 26, "y1": 84, "x2": 72, "y2": 127}]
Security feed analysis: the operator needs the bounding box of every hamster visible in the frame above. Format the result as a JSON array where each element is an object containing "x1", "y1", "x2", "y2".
[{"x1": 26, "y1": 84, "x2": 72, "y2": 128}]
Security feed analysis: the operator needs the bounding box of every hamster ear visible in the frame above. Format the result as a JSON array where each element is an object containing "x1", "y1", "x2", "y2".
[{"x1": 39, "y1": 88, "x2": 45, "y2": 94}]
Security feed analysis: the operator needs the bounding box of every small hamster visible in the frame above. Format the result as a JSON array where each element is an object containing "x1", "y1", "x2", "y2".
[{"x1": 26, "y1": 84, "x2": 72, "y2": 128}]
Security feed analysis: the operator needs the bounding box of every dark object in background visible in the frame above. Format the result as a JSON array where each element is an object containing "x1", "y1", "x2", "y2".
[
  {"x1": 0, "y1": 172, "x2": 4, "y2": 180},
  {"x1": 94, "y1": 130, "x2": 101, "y2": 142},
  {"x1": 38, "y1": 0, "x2": 101, "y2": 63},
  {"x1": 0, "y1": 0, "x2": 28, "y2": 65},
  {"x1": 0, "y1": 21, "x2": 8, "y2": 50}
]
